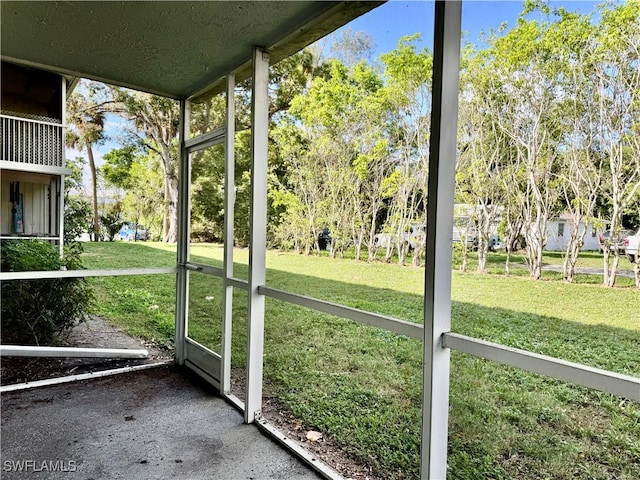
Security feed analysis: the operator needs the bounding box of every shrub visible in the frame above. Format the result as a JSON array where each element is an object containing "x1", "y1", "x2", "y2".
[
  {"x1": 452, "y1": 241, "x2": 464, "y2": 268},
  {"x1": 1, "y1": 240, "x2": 92, "y2": 345},
  {"x1": 100, "y1": 202, "x2": 124, "y2": 241},
  {"x1": 64, "y1": 195, "x2": 91, "y2": 244}
]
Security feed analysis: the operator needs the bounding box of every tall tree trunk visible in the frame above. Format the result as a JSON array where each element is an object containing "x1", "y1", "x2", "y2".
[
  {"x1": 163, "y1": 180, "x2": 170, "y2": 241},
  {"x1": 460, "y1": 240, "x2": 469, "y2": 273},
  {"x1": 412, "y1": 244, "x2": 423, "y2": 267},
  {"x1": 164, "y1": 174, "x2": 178, "y2": 243},
  {"x1": 562, "y1": 224, "x2": 587, "y2": 283},
  {"x1": 86, "y1": 141, "x2": 100, "y2": 241},
  {"x1": 384, "y1": 242, "x2": 393, "y2": 263},
  {"x1": 603, "y1": 249, "x2": 620, "y2": 288}
]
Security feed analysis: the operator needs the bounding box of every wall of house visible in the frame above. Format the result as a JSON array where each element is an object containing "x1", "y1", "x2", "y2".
[
  {"x1": 545, "y1": 220, "x2": 600, "y2": 251},
  {"x1": 1, "y1": 62, "x2": 65, "y2": 241},
  {"x1": 0, "y1": 171, "x2": 59, "y2": 238}
]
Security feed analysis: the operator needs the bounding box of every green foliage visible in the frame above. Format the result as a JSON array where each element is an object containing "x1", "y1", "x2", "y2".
[
  {"x1": 102, "y1": 145, "x2": 141, "y2": 189},
  {"x1": 63, "y1": 157, "x2": 90, "y2": 245},
  {"x1": 451, "y1": 241, "x2": 464, "y2": 269},
  {"x1": 64, "y1": 196, "x2": 91, "y2": 244},
  {"x1": 100, "y1": 202, "x2": 124, "y2": 241},
  {"x1": 101, "y1": 145, "x2": 164, "y2": 241},
  {"x1": 66, "y1": 82, "x2": 109, "y2": 243},
  {"x1": 380, "y1": 34, "x2": 432, "y2": 96},
  {"x1": 66, "y1": 83, "x2": 107, "y2": 149},
  {"x1": 1, "y1": 240, "x2": 93, "y2": 345},
  {"x1": 276, "y1": 55, "x2": 393, "y2": 259},
  {"x1": 269, "y1": 50, "x2": 316, "y2": 116},
  {"x1": 189, "y1": 132, "x2": 253, "y2": 246},
  {"x1": 108, "y1": 86, "x2": 181, "y2": 242},
  {"x1": 121, "y1": 156, "x2": 165, "y2": 240}
]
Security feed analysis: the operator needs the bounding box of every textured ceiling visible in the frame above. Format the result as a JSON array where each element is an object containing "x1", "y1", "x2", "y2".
[{"x1": 1, "y1": 1, "x2": 381, "y2": 99}]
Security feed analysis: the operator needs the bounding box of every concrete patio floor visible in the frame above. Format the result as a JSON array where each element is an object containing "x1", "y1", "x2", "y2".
[{"x1": 1, "y1": 365, "x2": 323, "y2": 480}]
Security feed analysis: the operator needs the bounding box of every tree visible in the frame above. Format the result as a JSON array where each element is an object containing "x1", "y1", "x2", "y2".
[
  {"x1": 186, "y1": 50, "x2": 317, "y2": 246},
  {"x1": 101, "y1": 144, "x2": 139, "y2": 190},
  {"x1": 329, "y1": 28, "x2": 376, "y2": 70},
  {"x1": 109, "y1": 89, "x2": 180, "y2": 242},
  {"x1": 485, "y1": 15, "x2": 563, "y2": 280},
  {"x1": 66, "y1": 82, "x2": 108, "y2": 241},
  {"x1": 457, "y1": 45, "x2": 507, "y2": 273},
  {"x1": 285, "y1": 59, "x2": 390, "y2": 260},
  {"x1": 102, "y1": 146, "x2": 164, "y2": 240},
  {"x1": 591, "y1": 2, "x2": 640, "y2": 287},
  {"x1": 380, "y1": 35, "x2": 433, "y2": 266},
  {"x1": 63, "y1": 157, "x2": 91, "y2": 245},
  {"x1": 271, "y1": 121, "x2": 321, "y2": 254},
  {"x1": 549, "y1": 10, "x2": 603, "y2": 283},
  {"x1": 100, "y1": 201, "x2": 123, "y2": 241}
]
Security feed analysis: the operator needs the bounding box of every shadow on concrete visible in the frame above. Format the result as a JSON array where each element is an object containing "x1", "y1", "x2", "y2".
[{"x1": 0, "y1": 365, "x2": 322, "y2": 480}]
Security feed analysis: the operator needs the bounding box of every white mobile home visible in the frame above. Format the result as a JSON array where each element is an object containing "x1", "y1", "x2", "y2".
[{"x1": 545, "y1": 214, "x2": 600, "y2": 252}]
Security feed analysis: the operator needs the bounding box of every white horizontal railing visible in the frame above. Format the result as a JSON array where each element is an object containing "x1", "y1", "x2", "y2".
[
  {"x1": 258, "y1": 286, "x2": 638, "y2": 401},
  {"x1": 0, "y1": 267, "x2": 176, "y2": 281},
  {"x1": 1, "y1": 113, "x2": 65, "y2": 167},
  {"x1": 2, "y1": 264, "x2": 637, "y2": 401},
  {"x1": 259, "y1": 285, "x2": 424, "y2": 339},
  {"x1": 185, "y1": 126, "x2": 226, "y2": 152},
  {"x1": 0, "y1": 362, "x2": 171, "y2": 393},
  {"x1": 0, "y1": 345, "x2": 148, "y2": 359},
  {"x1": 184, "y1": 261, "x2": 224, "y2": 276},
  {"x1": 442, "y1": 332, "x2": 640, "y2": 401}
]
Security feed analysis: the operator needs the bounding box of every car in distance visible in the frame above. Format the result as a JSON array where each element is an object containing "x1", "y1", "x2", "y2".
[
  {"x1": 373, "y1": 225, "x2": 426, "y2": 251},
  {"x1": 118, "y1": 222, "x2": 148, "y2": 241},
  {"x1": 623, "y1": 228, "x2": 640, "y2": 263},
  {"x1": 597, "y1": 229, "x2": 635, "y2": 254}
]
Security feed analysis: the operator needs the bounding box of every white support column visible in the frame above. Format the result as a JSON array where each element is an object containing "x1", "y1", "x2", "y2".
[
  {"x1": 245, "y1": 47, "x2": 269, "y2": 423},
  {"x1": 59, "y1": 77, "x2": 67, "y2": 254},
  {"x1": 221, "y1": 73, "x2": 236, "y2": 395},
  {"x1": 175, "y1": 99, "x2": 191, "y2": 365},
  {"x1": 421, "y1": 1, "x2": 462, "y2": 479},
  {"x1": 58, "y1": 176, "x2": 65, "y2": 255}
]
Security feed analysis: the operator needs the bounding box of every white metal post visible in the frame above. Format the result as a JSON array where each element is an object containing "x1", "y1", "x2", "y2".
[
  {"x1": 58, "y1": 176, "x2": 65, "y2": 255},
  {"x1": 59, "y1": 77, "x2": 67, "y2": 254},
  {"x1": 175, "y1": 99, "x2": 191, "y2": 365},
  {"x1": 245, "y1": 48, "x2": 269, "y2": 423},
  {"x1": 221, "y1": 73, "x2": 236, "y2": 395},
  {"x1": 421, "y1": 1, "x2": 462, "y2": 479}
]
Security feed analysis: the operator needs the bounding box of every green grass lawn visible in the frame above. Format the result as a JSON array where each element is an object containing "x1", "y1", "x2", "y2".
[{"x1": 82, "y1": 242, "x2": 640, "y2": 480}]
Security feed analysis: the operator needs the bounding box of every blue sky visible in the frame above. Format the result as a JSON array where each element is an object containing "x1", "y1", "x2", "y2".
[{"x1": 344, "y1": 0, "x2": 598, "y2": 57}]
